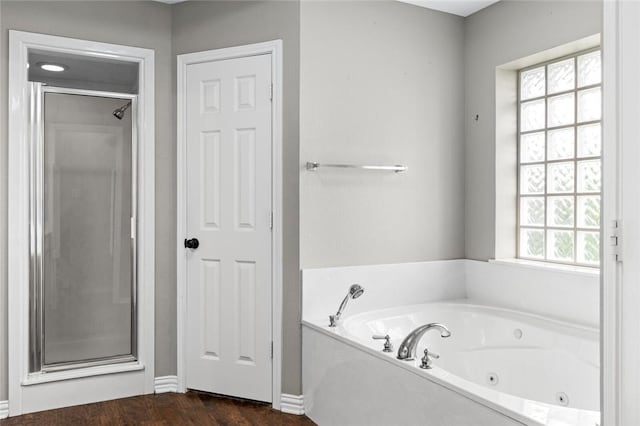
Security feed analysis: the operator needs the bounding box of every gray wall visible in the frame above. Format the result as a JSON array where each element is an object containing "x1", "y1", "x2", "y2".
[
  {"x1": 171, "y1": 1, "x2": 301, "y2": 395},
  {"x1": 464, "y1": 0, "x2": 603, "y2": 260},
  {"x1": 300, "y1": 1, "x2": 466, "y2": 268},
  {"x1": 0, "y1": 0, "x2": 604, "y2": 405},
  {"x1": 0, "y1": 0, "x2": 301, "y2": 400},
  {"x1": 0, "y1": 0, "x2": 173, "y2": 400}
]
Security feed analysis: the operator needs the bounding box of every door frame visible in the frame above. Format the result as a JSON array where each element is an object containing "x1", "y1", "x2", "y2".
[
  {"x1": 602, "y1": 1, "x2": 640, "y2": 424},
  {"x1": 8, "y1": 30, "x2": 155, "y2": 415},
  {"x1": 176, "y1": 40, "x2": 284, "y2": 409},
  {"x1": 601, "y1": 2, "x2": 619, "y2": 423}
]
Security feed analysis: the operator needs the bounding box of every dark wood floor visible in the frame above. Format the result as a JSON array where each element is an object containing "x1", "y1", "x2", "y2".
[{"x1": 0, "y1": 392, "x2": 316, "y2": 426}]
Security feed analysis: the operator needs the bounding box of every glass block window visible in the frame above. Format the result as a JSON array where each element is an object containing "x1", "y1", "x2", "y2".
[{"x1": 518, "y1": 49, "x2": 601, "y2": 267}]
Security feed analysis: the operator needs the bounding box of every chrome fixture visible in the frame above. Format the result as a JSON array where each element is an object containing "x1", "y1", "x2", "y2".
[
  {"x1": 328, "y1": 284, "x2": 365, "y2": 327},
  {"x1": 113, "y1": 101, "x2": 132, "y2": 120},
  {"x1": 306, "y1": 161, "x2": 407, "y2": 173},
  {"x1": 420, "y1": 348, "x2": 439, "y2": 369},
  {"x1": 372, "y1": 334, "x2": 393, "y2": 353},
  {"x1": 28, "y1": 84, "x2": 138, "y2": 373},
  {"x1": 396, "y1": 323, "x2": 451, "y2": 361}
]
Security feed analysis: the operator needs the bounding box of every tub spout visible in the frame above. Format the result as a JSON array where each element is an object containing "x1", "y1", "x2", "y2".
[{"x1": 396, "y1": 323, "x2": 451, "y2": 361}]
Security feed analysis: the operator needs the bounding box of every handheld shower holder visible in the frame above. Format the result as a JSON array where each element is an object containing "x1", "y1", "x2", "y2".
[{"x1": 329, "y1": 315, "x2": 337, "y2": 327}]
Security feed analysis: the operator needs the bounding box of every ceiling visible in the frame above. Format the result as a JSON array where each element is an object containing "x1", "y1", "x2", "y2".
[
  {"x1": 397, "y1": 0, "x2": 500, "y2": 17},
  {"x1": 29, "y1": 49, "x2": 139, "y2": 94},
  {"x1": 152, "y1": 0, "x2": 499, "y2": 18}
]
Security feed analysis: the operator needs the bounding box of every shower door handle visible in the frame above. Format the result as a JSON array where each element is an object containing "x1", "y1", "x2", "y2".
[{"x1": 184, "y1": 238, "x2": 200, "y2": 249}]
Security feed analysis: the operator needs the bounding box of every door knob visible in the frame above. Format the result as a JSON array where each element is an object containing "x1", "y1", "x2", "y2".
[{"x1": 184, "y1": 238, "x2": 199, "y2": 249}]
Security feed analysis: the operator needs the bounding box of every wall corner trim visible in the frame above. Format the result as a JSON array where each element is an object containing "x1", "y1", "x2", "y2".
[
  {"x1": 154, "y1": 376, "x2": 179, "y2": 394},
  {"x1": 280, "y1": 394, "x2": 304, "y2": 415},
  {"x1": 0, "y1": 400, "x2": 9, "y2": 419}
]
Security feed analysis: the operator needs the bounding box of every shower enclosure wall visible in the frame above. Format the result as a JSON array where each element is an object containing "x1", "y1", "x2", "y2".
[
  {"x1": 9, "y1": 30, "x2": 155, "y2": 416},
  {"x1": 29, "y1": 83, "x2": 138, "y2": 373}
]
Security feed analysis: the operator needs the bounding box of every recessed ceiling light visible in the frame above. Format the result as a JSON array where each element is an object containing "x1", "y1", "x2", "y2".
[{"x1": 37, "y1": 62, "x2": 68, "y2": 72}]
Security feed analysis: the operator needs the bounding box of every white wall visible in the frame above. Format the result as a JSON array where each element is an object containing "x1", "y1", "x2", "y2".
[
  {"x1": 464, "y1": 0, "x2": 603, "y2": 260},
  {"x1": 300, "y1": 1, "x2": 466, "y2": 268}
]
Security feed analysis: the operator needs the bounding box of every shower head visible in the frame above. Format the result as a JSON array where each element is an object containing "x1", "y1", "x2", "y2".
[
  {"x1": 349, "y1": 284, "x2": 365, "y2": 299},
  {"x1": 113, "y1": 101, "x2": 132, "y2": 120},
  {"x1": 329, "y1": 283, "x2": 365, "y2": 327}
]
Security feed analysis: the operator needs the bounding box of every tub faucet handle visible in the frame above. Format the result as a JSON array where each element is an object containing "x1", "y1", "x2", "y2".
[
  {"x1": 372, "y1": 334, "x2": 393, "y2": 353},
  {"x1": 420, "y1": 348, "x2": 440, "y2": 369}
]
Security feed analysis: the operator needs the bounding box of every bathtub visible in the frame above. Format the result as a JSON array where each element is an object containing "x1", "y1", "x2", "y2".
[{"x1": 302, "y1": 301, "x2": 600, "y2": 426}]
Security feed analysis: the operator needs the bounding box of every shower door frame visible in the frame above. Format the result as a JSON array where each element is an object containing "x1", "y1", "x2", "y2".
[
  {"x1": 8, "y1": 30, "x2": 155, "y2": 416},
  {"x1": 29, "y1": 84, "x2": 139, "y2": 374}
]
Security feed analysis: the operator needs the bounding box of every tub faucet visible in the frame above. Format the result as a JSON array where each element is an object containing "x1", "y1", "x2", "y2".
[
  {"x1": 396, "y1": 323, "x2": 451, "y2": 361},
  {"x1": 328, "y1": 284, "x2": 365, "y2": 327}
]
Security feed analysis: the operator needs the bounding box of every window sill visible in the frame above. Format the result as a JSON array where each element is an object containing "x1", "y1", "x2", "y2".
[{"x1": 490, "y1": 258, "x2": 600, "y2": 278}]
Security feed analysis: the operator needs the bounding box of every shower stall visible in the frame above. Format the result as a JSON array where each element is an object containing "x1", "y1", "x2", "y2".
[
  {"x1": 8, "y1": 30, "x2": 155, "y2": 415},
  {"x1": 28, "y1": 84, "x2": 138, "y2": 373}
]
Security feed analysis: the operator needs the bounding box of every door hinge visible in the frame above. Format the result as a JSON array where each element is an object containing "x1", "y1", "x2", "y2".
[
  {"x1": 610, "y1": 220, "x2": 622, "y2": 262},
  {"x1": 269, "y1": 84, "x2": 273, "y2": 102},
  {"x1": 269, "y1": 211, "x2": 273, "y2": 230},
  {"x1": 270, "y1": 341, "x2": 273, "y2": 359}
]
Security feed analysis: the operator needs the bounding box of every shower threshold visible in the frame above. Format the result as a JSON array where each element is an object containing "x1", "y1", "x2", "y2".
[{"x1": 41, "y1": 354, "x2": 137, "y2": 374}]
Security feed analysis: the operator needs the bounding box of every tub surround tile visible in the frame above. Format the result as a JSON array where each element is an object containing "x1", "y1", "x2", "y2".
[
  {"x1": 302, "y1": 259, "x2": 467, "y2": 322},
  {"x1": 465, "y1": 260, "x2": 599, "y2": 327},
  {"x1": 302, "y1": 259, "x2": 599, "y2": 328}
]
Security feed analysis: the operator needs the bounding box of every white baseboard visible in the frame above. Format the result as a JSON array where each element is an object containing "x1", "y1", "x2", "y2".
[
  {"x1": 0, "y1": 390, "x2": 296, "y2": 417},
  {"x1": 154, "y1": 376, "x2": 179, "y2": 394},
  {"x1": 0, "y1": 400, "x2": 8, "y2": 419},
  {"x1": 153, "y1": 378, "x2": 302, "y2": 415},
  {"x1": 280, "y1": 393, "x2": 304, "y2": 415}
]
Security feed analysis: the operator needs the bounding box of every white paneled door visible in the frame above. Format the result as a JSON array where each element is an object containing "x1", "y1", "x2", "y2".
[{"x1": 185, "y1": 54, "x2": 272, "y2": 402}]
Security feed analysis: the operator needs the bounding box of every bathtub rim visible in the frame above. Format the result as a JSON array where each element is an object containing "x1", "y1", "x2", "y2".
[{"x1": 302, "y1": 299, "x2": 600, "y2": 426}]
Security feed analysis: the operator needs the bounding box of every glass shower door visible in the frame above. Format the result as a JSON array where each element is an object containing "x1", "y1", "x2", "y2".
[{"x1": 30, "y1": 86, "x2": 137, "y2": 372}]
